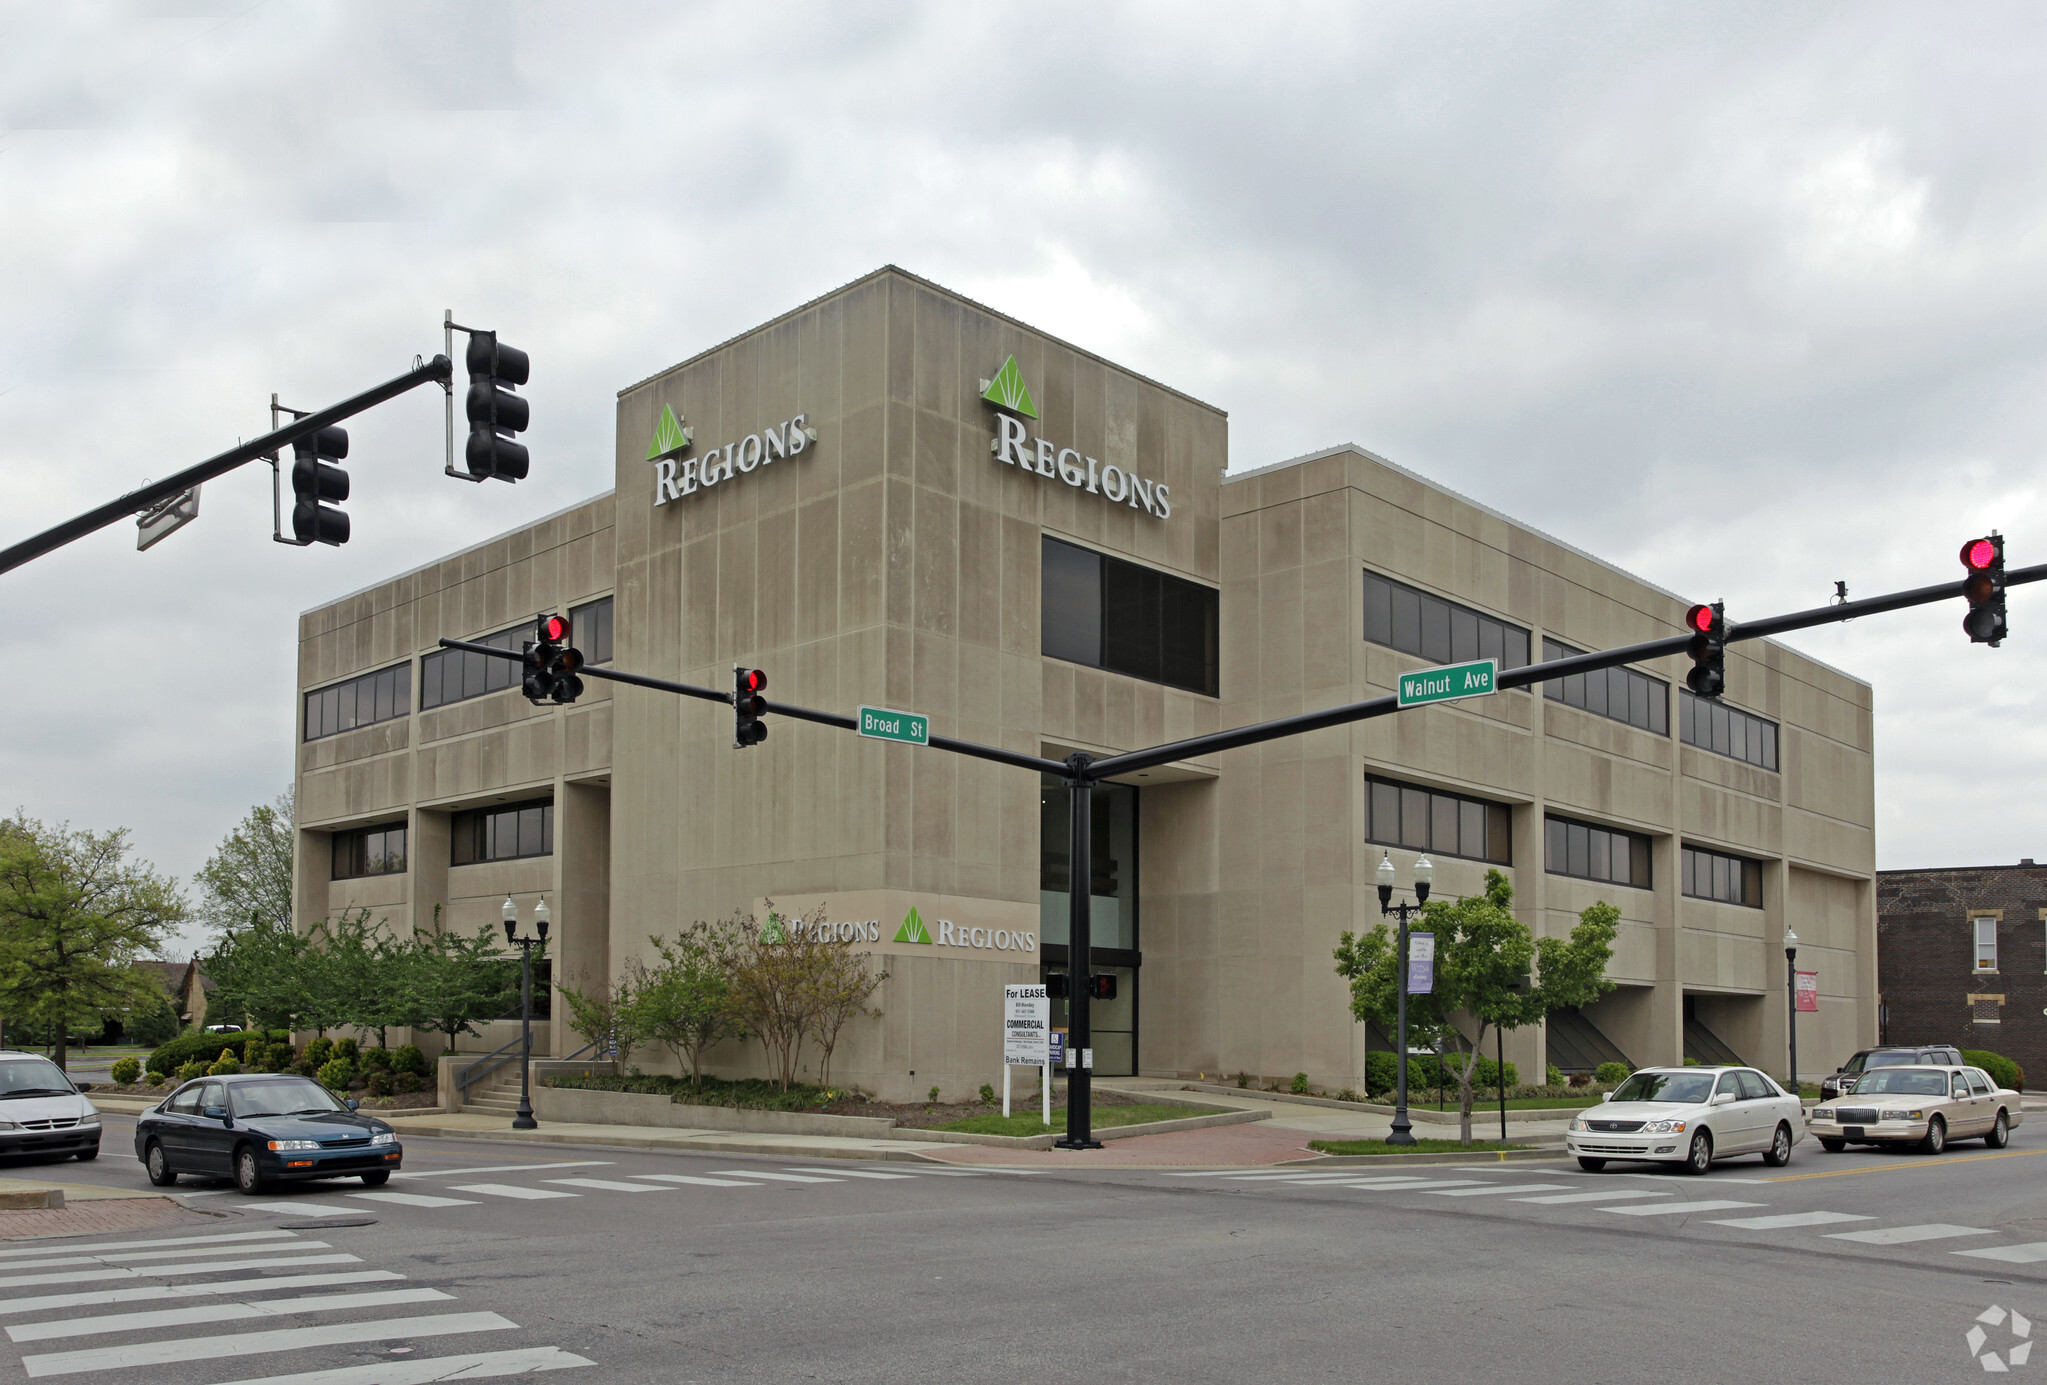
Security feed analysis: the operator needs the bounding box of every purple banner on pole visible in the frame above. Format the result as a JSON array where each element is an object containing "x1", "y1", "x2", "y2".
[{"x1": 1406, "y1": 933, "x2": 1435, "y2": 994}]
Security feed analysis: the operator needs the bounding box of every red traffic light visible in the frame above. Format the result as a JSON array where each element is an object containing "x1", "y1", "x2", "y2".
[
  {"x1": 1963, "y1": 538, "x2": 1999, "y2": 571},
  {"x1": 739, "y1": 668, "x2": 766, "y2": 694},
  {"x1": 1685, "y1": 603, "x2": 1716, "y2": 633},
  {"x1": 540, "y1": 614, "x2": 568, "y2": 642}
]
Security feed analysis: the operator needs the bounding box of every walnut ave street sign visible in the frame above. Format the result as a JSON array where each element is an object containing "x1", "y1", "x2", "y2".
[{"x1": 1395, "y1": 658, "x2": 1499, "y2": 709}]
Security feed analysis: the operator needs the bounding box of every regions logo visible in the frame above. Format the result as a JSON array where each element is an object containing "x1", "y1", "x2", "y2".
[
  {"x1": 893, "y1": 907, "x2": 934, "y2": 944},
  {"x1": 646, "y1": 403, "x2": 693, "y2": 461},
  {"x1": 979, "y1": 356, "x2": 1038, "y2": 419}
]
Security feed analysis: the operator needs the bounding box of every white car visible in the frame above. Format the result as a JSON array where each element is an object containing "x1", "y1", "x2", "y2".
[
  {"x1": 1566, "y1": 1065, "x2": 1805, "y2": 1174},
  {"x1": 0, "y1": 1050, "x2": 102, "y2": 1162}
]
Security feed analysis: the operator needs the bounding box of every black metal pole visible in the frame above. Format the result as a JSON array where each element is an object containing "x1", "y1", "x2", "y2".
[
  {"x1": 1786, "y1": 950, "x2": 1800, "y2": 1103},
  {"x1": 513, "y1": 939, "x2": 537, "y2": 1130},
  {"x1": 1057, "y1": 758, "x2": 1101, "y2": 1149},
  {"x1": 1389, "y1": 904, "x2": 1413, "y2": 1146},
  {"x1": 1497, "y1": 1024, "x2": 1507, "y2": 1143}
]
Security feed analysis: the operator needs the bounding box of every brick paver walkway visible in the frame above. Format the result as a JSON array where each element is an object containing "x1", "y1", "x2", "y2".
[
  {"x1": 926, "y1": 1119, "x2": 1326, "y2": 1168},
  {"x1": 0, "y1": 1197, "x2": 217, "y2": 1241}
]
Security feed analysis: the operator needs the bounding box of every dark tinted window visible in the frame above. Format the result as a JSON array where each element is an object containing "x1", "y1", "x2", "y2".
[
  {"x1": 1682, "y1": 844, "x2": 1764, "y2": 907},
  {"x1": 1678, "y1": 691, "x2": 1778, "y2": 770},
  {"x1": 421, "y1": 624, "x2": 526, "y2": 710},
  {"x1": 1543, "y1": 639, "x2": 1668, "y2": 735},
  {"x1": 332, "y1": 823, "x2": 408, "y2": 880},
  {"x1": 1545, "y1": 815, "x2": 1652, "y2": 888},
  {"x1": 304, "y1": 663, "x2": 411, "y2": 741},
  {"x1": 451, "y1": 799, "x2": 554, "y2": 865},
  {"x1": 1363, "y1": 570, "x2": 1529, "y2": 687},
  {"x1": 569, "y1": 596, "x2": 614, "y2": 666},
  {"x1": 1042, "y1": 537, "x2": 1218, "y2": 696},
  {"x1": 1367, "y1": 775, "x2": 1511, "y2": 865}
]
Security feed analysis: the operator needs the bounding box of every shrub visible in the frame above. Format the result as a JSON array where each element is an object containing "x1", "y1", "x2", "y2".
[
  {"x1": 110, "y1": 1057, "x2": 141, "y2": 1085},
  {"x1": 1365, "y1": 1050, "x2": 1397, "y2": 1097},
  {"x1": 206, "y1": 1048, "x2": 242, "y2": 1076},
  {"x1": 390, "y1": 1045, "x2": 430, "y2": 1077},
  {"x1": 333, "y1": 1038, "x2": 360, "y2": 1064},
  {"x1": 366, "y1": 1070, "x2": 393, "y2": 1097},
  {"x1": 145, "y1": 1029, "x2": 289, "y2": 1078},
  {"x1": 175, "y1": 1060, "x2": 208, "y2": 1083},
  {"x1": 1290, "y1": 1072, "x2": 1310, "y2": 1094},
  {"x1": 1965, "y1": 1050, "x2": 2025, "y2": 1092},
  {"x1": 928, "y1": 1085, "x2": 941, "y2": 1103},
  {"x1": 1235, "y1": 1072, "x2": 1251, "y2": 1089},
  {"x1": 1594, "y1": 1061, "x2": 1631, "y2": 1084},
  {"x1": 978, "y1": 1084, "x2": 996, "y2": 1105},
  {"x1": 361, "y1": 1047, "x2": 392, "y2": 1073},
  {"x1": 1546, "y1": 1063, "x2": 1565, "y2": 1087},
  {"x1": 1443, "y1": 1054, "x2": 1519, "y2": 1090},
  {"x1": 394, "y1": 1072, "x2": 424, "y2": 1094},
  {"x1": 315, "y1": 1058, "x2": 355, "y2": 1092},
  {"x1": 302, "y1": 1037, "x2": 334, "y2": 1069}
]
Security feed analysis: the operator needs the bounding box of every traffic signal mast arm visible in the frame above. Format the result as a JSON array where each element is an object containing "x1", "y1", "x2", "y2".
[{"x1": 0, "y1": 355, "x2": 453, "y2": 578}]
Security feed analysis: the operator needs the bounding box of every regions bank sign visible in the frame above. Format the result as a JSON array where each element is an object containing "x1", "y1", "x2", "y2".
[
  {"x1": 646, "y1": 403, "x2": 818, "y2": 506},
  {"x1": 981, "y1": 357, "x2": 1172, "y2": 520}
]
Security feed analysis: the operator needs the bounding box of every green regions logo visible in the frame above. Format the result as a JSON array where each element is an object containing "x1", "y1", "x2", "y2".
[
  {"x1": 645, "y1": 403, "x2": 693, "y2": 461},
  {"x1": 979, "y1": 356, "x2": 1038, "y2": 420},
  {"x1": 892, "y1": 907, "x2": 933, "y2": 944}
]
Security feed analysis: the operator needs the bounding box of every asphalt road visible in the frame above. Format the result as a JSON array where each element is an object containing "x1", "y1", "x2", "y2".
[{"x1": 5, "y1": 1113, "x2": 2046, "y2": 1382}]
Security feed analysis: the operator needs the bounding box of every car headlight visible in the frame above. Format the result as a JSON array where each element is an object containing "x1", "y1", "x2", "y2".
[
  {"x1": 1641, "y1": 1119, "x2": 1688, "y2": 1133},
  {"x1": 370, "y1": 1131, "x2": 396, "y2": 1146},
  {"x1": 1812, "y1": 1109, "x2": 1834, "y2": 1120},
  {"x1": 267, "y1": 1139, "x2": 320, "y2": 1152},
  {"x1": 77, "y1": 1114, "x2": 100, "y2": 1127},
  {"x1": 1880, "y1": 1109, "x2": 1924, "y2": 1121},
  {"x1": 0, "y1": 1121, "x2": 21, "y2": 1132},
  {"x1": 1570, "y1": 1117, "x2": 1588, "y2": 1132}
]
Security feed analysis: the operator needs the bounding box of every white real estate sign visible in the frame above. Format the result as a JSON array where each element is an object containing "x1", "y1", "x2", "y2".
[{"x1": 1002, "y1": 984, "x2": 1052, "y2": 1122}]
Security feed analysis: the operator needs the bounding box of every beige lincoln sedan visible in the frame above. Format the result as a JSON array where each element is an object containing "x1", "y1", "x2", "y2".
[{"x1": 1807, "y1": 1064, "x2": 2023, "y2": 1154}]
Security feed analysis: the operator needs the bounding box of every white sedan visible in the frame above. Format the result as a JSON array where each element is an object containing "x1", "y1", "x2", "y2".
[{"x1": 1566, "y1": 1065, "x2": 1806, "y2": 1174}]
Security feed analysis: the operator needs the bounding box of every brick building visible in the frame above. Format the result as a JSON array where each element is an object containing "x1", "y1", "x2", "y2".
[{"x1": 1877, "y1": 861, "x2": 2045, "y2": 1083}]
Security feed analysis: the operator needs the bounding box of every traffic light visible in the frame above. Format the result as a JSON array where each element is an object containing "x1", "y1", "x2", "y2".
[
  {"x1": 464, "y1": 333, "x2": 531, "y2": 482},
  {"x1": 734, "y1": 667, "x2": 768, "y2": 748},
  {"x1": 1962, "y1": 535, "x2": 2007, "y2": 646},
  {"x1": 1087, "y1": 973, "x2": 1118, "y2": 1001},
  {"x1": 522, "y1": 613, "x2": 585, "y2": 705},
  {"x1": 1683, "y1": 601, "x2": 1725, "y2": 698},
  {"x1": 290, "y1": 425, "x2": 350, "y2": 546},
  {"x1": 1044, "y1": 972, "x2": 1071, "y2": 999}
]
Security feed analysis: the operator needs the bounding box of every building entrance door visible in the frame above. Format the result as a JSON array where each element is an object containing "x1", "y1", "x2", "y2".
[{"x1": 1039, "y1": 777, "x2": 1139, "y2": 1077}]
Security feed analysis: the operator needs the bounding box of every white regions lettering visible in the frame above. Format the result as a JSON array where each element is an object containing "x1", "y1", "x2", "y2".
[
  {"x1": 806, "y1": 919, "x2": 884, "y2": 943},
  {"x1": 654, "y1": 413, "x2": 814, "y2": 506},
  {"x1": 935, "y1": 919, "x2": 1037, "y2": 953},
  {"x1": 990, "y1": 415, "x2": 1171, "y2": 519}
]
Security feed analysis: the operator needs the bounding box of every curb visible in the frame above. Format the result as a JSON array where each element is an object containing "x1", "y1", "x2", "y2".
[
  {"x1": 1277, "y1": 1146, "x2": 1567, "y2": 1167},
  {"x1": 382, "y1": 1124, "x2": 961, "y2": 1163},
  {"x1": 0, "y1": 1190, "x2": 62, "y2": 1210}
]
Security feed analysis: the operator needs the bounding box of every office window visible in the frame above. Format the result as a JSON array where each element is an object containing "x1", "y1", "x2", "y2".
[
  {"x1": 1041, "y1": 537, "x2": 1218, "y2": 697},
  {"x1": 1974, "y1": 916, "x2": 1999, "y2": 973},
  {"x1": 451, "y1": 799, "x2": 554, "y2": 865},
  {"x1": 570, "y1": 596, "x2": 614, "y2": 666},
  {"x1": 1368, "y1": 775, "x2": 1512, "y2": 865},
  {"x1": 1681, "y1": 844, "x2": 1763, "y2": 908},
  {"x1": 332, "y1": 823, "x2": 408, "y2": 880},
  {"x1": 420, "y1": 624, "x2": 527, "y2": 710},
  {"x1": 1545, "y1": 815, "x2": 1652, "y2": 888},
  {"x1": 1542, "y1": 639, "x2": 1668, "y2": 735},
  {"x1": 1363, "y1": 570, "x2": 1530, "y2": 686},
  {"x1": 1678, "y1": 690, "x2": 1778, "y2": 771},
  {"x1": 303, "y1": 664, "x2": 411, "y2": 741}
]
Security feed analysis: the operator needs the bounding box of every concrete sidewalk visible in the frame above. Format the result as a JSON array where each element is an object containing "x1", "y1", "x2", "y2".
[
  {"x1": 1097, "y1": 1080, "x2": 1576, "y2": 1146},
  {"x1": 380, "y1": 1111, "x2": 971, "y2": 1163}
]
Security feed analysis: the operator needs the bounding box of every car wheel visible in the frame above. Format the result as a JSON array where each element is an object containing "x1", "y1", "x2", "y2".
[
  {"x1": 1576, "y1": 1157, "x2": 1607, "y2": 1171},
  {"x1": 359, "y1": 1170, "x2": 391, "y2": 1187},
  {"x1": 1919, "y1": 1115, "x2": 1947, "y2": 1155},
  {"x1": 1682, "y1": 1129, "x2": 1713, "y2": 1175},
  {"x1": 74, "y1": 1146, "x2": 98, "y2": 1162},
  {"x1": 1986, "y1": 1111, "x2": 2011, "y2": 1149},
  {"x1": 1762, "y1": 1122, "x2": 1794, "y2": 1167},
  {"x1": 234, "y1": 1146, "x2": 268, "y2": 1195},
  {"x1": 144, "y1": 1140, "x2": 177, "y2": 1187},
  {"x1": 1818, "y1": 1137, "x2": 1847, "y2": 1153}
]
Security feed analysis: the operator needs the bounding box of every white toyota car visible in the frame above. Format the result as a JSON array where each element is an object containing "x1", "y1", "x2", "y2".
[{"x1": 1566, "y1": 1065, "x2": 1806, "y2": 1174}]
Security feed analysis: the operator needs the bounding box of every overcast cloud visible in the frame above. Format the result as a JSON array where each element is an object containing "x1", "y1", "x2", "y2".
[{"x1": 6, "y1": 1, "x2": 2047, "y2": 957}]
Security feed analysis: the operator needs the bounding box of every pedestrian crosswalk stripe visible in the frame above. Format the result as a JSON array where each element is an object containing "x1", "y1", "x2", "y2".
[
  {"x1": 1600, "y1": 1200, "x2": 1765, "y2": 1217},
  {"x1": 448, "y1": 1184, "x2": 581, "y2": 1200},
  {"x1": 348, "y1": 1192, "x2": 481, "y2": 1209},
  {"x1": 0, "y1": 1270, "x2": 405, "y2": 1317},
  {"x1": 395, "y1": 1162, "x2": 614, "y2": 1180},
  {"x1": 1323, "y1": 1178, "x2": 1443, "y2": 1189},
  {"x1": 895, "y1": 1167, "x2": 991, "y2": 1175},
  {"x1": 627, "y1": 1175, "x2": 762, "y2": 1188},
  {"x1": 0, "y1": 1230, "x2": 297, "y2": 1263},
  {"x1": 706, "y1": 1171, "x2": 838, "y2": 1184},
  {"x1": 1425, "y1": 1184, "x2": 1578, "y2": 1198},
  {"x1": 788, "y1": 1168, "x2": 918, "y2": 1180},
  {"x1": 0, "y1": 1254, "x2": 362, "y2": 1291},
  {"x1": 1708, "y1": 1211, "x2": 1873, "y2": 1230},
  {"x1": 542, "y1": 1179, "x2": 675, "y2": 1194},
  {"x1": 1956, "y1": 1243, "x2": 2047, "y2": 1264},
  {"x1": 1365, "y1": 1180, "x2": 1490, "y2": 1191},
  {"x1": 232, "y1": 1204, "x2": 350, "y2": 1218},
  {"x1": 1513, "y1": 1190, "x2": 1673, "y2": 1205},
  {"x1": 1827, "y1": 1224, "x2": 1995, "y2": 1245},
  {"x1": 19, "y1": 1310, "x2": 518, "y2": 1377},
  {"x1": 7, "y1": 1242, "x2": 333, "y2": 1272},
  {"x1": 203, "y1": 1344, "x2": 595, "y2": 1385},
  {"x1": 7, "y1": 1287, "x2": 454, "y2": 1343}
]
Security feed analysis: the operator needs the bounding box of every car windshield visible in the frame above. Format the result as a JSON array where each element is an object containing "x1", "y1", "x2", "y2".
[
  {"x1": 0, "y1": 1058, "x2": 76, "y2": 1099},
  {"x1": 228, "y1": 1079, "x2": 347, "y2": 1118},
  {"x1": 1849, "y1": 1069, "x2": 1950, "y2": 1097},
  {"x1": 1610, "y1": 1071, "x2": 1716, "y2": 1105},
  {"x1": 1845, "y1": 1050, "x2": 1917, "y2": 1074}
]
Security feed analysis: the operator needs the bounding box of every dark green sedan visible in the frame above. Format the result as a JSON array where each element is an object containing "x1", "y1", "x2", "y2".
[{"x1": 133, "y1": 1073, "x2": 402, "y2": 1194}]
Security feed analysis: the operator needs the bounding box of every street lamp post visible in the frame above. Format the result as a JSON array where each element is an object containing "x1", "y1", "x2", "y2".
[
  {"x1": 1784, "y1": 926, "x2": 1800, "y2": 1105},
  {"x1": 501, "y1": 895, "x2": 551, "y2": 1132},
  {"x1": 1375, "y1": 852, "x2": 1433, "y2": 1147}
]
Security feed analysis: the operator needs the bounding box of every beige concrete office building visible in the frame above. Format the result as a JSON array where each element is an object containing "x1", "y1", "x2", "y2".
[{"x1": 293, "y1": 267, "x2": 1878, "y2": 1101}]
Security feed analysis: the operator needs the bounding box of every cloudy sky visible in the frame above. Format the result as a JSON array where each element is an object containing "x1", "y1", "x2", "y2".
[{"x1": 6, "y1": 2, "x2": 2046, "y2": 955}]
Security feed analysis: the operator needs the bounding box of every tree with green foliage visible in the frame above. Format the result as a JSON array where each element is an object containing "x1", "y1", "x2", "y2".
[
  {"x1": 205, "y1": 912, "x2": 325, "y2": 1033},
  {"x1": 1336, "y1": 870, "x2": 1617, "y2": 1144},
  {"x1": 310, "y1": 910, "x2": 414, "y2": 1047},
  {"x1": 0, "y1": 813, "x2": 187, "y2": 1071},
  {"x1": 626, "y1": 921, "x2": 747, "y2": 1086},
  {"x1": 194, "y1": 789, "x2": 295, "y2": 940},
  {"x1": 402, "y1": 921, "x2": 522, "y2": 1051},
  {"x1": 557, "y1": 971, "x2": 639, "y2": 1068}
]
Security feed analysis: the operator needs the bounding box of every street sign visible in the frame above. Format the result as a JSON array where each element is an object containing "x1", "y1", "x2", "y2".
[
  {"x1": 1407, "y1": 932, "x2": 1436, "y2": 994},
  {"x1": 1004, "y1": 984, "x2": 1050, "y2": 1065},
  {"x1": 1396, "y1": 657, "x2": 1498, "y2": 709},
  {"x1": 857, "y1": 705, "x2": 929, "y2": 746},
  {"x1": 1050, "y1": 1028, "x2": 1068, "y2": 1068},
  {"x1": 136, "y1": 485, "x2": 201, "y2": 551},
  {"x1": 1795, "y1": 970, "x2": 1819, "y2": 1013}
]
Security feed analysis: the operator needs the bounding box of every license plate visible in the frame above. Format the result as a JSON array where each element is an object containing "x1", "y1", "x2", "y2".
[{"x1": 1843, "y1": 1126, "x2": 1865, "y2": 1139}]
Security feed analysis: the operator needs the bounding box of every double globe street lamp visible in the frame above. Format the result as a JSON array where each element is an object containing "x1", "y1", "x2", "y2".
[
  {"x1": 501, "y1": 895, "x2": 551, "y2": 1132},
  {"x1": 1376, "y1": 851, "x2": 1433, "y2": 1147},
  {"x1": 1784, "y1": 926, "x2": 1800, "y2": 1105}
]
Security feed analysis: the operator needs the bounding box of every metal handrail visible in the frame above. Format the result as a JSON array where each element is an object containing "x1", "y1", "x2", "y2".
[
  {"x1": 563, "y1": 1041, "x2": 596, "y2": 1062},
  {"x1": 456, "y1": 1035, "x2": 527, "y2": 1099}
]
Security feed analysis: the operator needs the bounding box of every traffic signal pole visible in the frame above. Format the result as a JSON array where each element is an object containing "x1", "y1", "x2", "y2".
[
  {"x1": 437, "y1": 549, "x2": 2047, "y2": 1147},
  {"x1": 0, "y1": 355, "x2": 452, "y2": 578}
]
